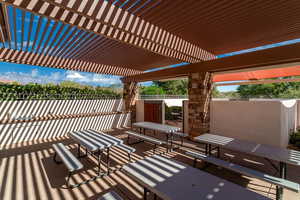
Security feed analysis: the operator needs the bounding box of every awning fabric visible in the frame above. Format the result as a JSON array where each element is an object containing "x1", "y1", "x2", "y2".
[{"x1": 213, "y1": 66, "x2": 300, "y2": 82}]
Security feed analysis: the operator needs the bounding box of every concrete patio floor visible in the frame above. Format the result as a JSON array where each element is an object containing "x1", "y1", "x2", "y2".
[{"x1": 0, "y1": 128, "x2": 299, "y2": 200}]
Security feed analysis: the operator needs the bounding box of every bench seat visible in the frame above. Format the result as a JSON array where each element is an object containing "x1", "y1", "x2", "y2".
[
  {"x1": 185, "y1": 151, "x2": 300, "y2": 193},
  {"x1": 98, "y1": 191, "x2": 123, "y2": 200},
  {"x1": 126, "y1": 131, "x2": 165, "y2": 145},
  {"x1": 173, "y1": 132, "x2": 188, "y2": 137},
  {"x1": 117, "y1": 143, "x2": 136, "y2": 153},
  {"x1": 116, "y1": 143, "x2": 136, "y2": 161},
  {"x1": 52, "y1": 143, "x2": 83, "y2": 187},
  {"x1": 126, "y1": 130, "x2": 165, "y2": 153},
  {"x1": 52, "y1": 143, "x2": 83, "y2": 172}
]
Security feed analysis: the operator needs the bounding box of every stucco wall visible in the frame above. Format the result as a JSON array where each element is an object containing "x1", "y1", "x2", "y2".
[
  {"x1": 209, "y1": 100, "x2": 296, "y2": 147},
  {"x1": 0, "y1": 99, "x2": 130, "y2": 145},
  {"x1": 162, "y1": 99, "x2": 297, "y2": 148}
]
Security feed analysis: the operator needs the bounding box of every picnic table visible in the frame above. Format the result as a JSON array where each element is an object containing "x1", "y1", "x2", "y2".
[
  {"x1": 132, "y1": 122, "x2": 181, "y2": 151},
  {"x1": 68, "y1": 129, "x2": 125, "y2": 175},
  {"x1": 122, "y1": 155, "x2": 270, "y2": 200},
  {"x1": 194, "y1": 133, "x2": 300, "y2": 200}
]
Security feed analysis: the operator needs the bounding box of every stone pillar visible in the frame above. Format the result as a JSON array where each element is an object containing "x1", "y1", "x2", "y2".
[
  {"x1": 123, "y1": 81, "x2": 138, "y2": 126},
  {"x1": 188, "y1": 72, "x2": 213, "y2": 138}
]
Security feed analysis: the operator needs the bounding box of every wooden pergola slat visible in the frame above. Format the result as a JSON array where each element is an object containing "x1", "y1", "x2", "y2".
[
  {"x1": 0, "y1": 47, "x2": 142, "y2": 76},
  {"x1": 2, "y1": 0, "x2": 215, "y2": 63}
]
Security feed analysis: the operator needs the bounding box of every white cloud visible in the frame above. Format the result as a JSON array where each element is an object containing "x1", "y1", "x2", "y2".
[
  {"x1": 66, "y1": 71, "x2": 86, "y2": 80},
  {"x1": 0, "y1": 68, "x2": 121, "y2": 87},
  {"x1": 92, "y1": 74, "x2": 121, "y2": 85},
  {"x1": 0, "y1": 69, "x2": 63, "y2": 85},
  {"x1": 65, "y1": 70, "x2": 121, "y2": 86}
]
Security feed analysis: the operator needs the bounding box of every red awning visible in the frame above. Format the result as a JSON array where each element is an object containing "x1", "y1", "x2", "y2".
[{"x1": 213, "y1": 66, "x2": 300, "y2": 82}]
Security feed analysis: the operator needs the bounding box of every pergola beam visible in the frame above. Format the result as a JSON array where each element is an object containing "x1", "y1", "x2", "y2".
[{"x1": 122, "y1": 42, "x2": 300, "y2": 82}]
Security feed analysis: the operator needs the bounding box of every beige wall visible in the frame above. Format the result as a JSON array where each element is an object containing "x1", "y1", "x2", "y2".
[
  {"x1": 136, "y1": 100, "x2": 145, "y2": 122},
  {"x1": 178, "y1": 100, "x2": 296, "y2": 148},
  {"x1": 0, "y1": 99, "x2": 130, "y2": 145},
  {"x1": 209, "y1": 100, "x2": 296, "y2": 147}
]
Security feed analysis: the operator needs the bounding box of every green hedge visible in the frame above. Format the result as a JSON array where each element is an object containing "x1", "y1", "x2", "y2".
[
  {"x1": 290, "y1": 131, "x2": 300, "y2": 148},
  {"x1": 0, "y1": 82, "x2": 122, "y2": 100}
]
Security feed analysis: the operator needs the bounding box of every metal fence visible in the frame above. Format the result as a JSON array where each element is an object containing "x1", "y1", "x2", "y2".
[
  {"x1": 0, "y1": 93, "x2": 122, "y2": 100},
  {"x1": 139, "y1": 95, "x2": 188, "y2": 99}
]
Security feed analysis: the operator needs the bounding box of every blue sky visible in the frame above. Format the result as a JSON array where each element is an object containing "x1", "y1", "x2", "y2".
[
  {"x1": 2, "y1": 6, "x2": 300, "y2": 90},
  {"x1": 0, "y1": 62, "x2": 122, "y2": 86}
]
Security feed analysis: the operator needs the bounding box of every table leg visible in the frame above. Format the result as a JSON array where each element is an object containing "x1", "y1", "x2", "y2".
[
  {"x1": 77, "y1": 144, "x2": 81, "y2": 157},
  {"x1": 166, "y1": 134, "x2": 169, "y2": 152},
  {"x1": 144, "y1": 187, "x2": 148, "y2": 200},
  {"x1": 276, "y1": 162, "x2": 287, "y2": 200},
  {"x1": 205, "y1": 144, "x2": 208, "y2": 155},
  {"x1": 208, "y1": 144, "x2": 212, "y2": 155},
  {"x1": 107, "y1": 148, "x2": 110, "y2": 175},
  {"x1": 170, "y1": 133, "x2": 174, "y2": 152},
  {"x1": 97, "y1": 150, "x2": 102, "y2": 176}
]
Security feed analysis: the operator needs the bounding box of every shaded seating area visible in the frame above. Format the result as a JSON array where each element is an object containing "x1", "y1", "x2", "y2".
[
  {"x1": 1, "y1": 0, "x2": 300, "y2": 200},
  {"x1": 1, "y1": 128, "x2": 299, "y2": 199},
  {"x1": 185, "y1": 151, "x2": 299, "y2": 200}
]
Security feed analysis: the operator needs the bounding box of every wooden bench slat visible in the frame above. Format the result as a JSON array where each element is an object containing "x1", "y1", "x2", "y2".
[
  {"x1": 186, "y1": 151, "x2": 300, "y2": 192},
  {"x1": 52, "y1": 143, "x2": 83, "y2": 172},
  {"x1": 126, "y1": 131, "x2": 165, "y2": 145},
  {"x1": 98, "y1": 191, "x2": 123, "y2": 200}
]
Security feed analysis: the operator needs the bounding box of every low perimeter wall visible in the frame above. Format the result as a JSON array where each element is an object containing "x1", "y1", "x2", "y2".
[
  {"x1": 184, "y1": 99, "x2": 297, "y2": 148},
  {"x1": 0, "y1": 99, "x2": 130, "y2": 145}
]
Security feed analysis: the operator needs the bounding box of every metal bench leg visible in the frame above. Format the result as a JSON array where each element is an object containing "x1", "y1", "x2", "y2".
[
  {"x1": 181, "y1": 136, "x2": 184, "y2": 146},
  {"x1": 128, "y1": 153, "x2": 131, "y2": 162},
  {"x1": 127, "y1": 135, "x2": 130, "y2": 144},
  {"x1": 67, "y1": 171, "x2": 73, "y2": 188},
  {"x1": 217, "y1": 147, "x2": 220, "y2": 158},
  {"x1": 53, "y1": 152, "x2": 62, "y2": 164},
  {"x1": 205, "y1": 144, "x2": 208, "y2": 155},
  {"x1": 193, "y1": 158, "x2": 197, "y2": 167},
  {"x1": 153, "y1": 144, "x2": 157, "y2": 154}
]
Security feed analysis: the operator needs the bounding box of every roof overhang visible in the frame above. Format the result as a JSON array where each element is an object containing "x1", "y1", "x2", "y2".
[{"x1": 122, "y1": 42, "x2": 300, "y2": 82}]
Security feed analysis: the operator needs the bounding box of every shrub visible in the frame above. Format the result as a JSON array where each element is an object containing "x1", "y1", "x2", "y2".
[{"x1": 290, "y1": 131, "x2": 300, "y2": 144}]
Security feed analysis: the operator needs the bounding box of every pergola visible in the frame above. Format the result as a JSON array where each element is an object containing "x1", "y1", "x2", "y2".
[{"x1": 1, "y1": 0, "x2": 300, "y2": 137}]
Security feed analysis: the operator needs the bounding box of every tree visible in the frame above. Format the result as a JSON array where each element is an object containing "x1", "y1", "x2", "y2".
[
  {"x1": 140, "y1": 85, "x2": 165, "y2": 95},
  {"x1": 237, "y1": 80, "x2": 300, "y2": 98},
  {"x1": 152, "y1": 79, "x2": 188, "y2": 95}
]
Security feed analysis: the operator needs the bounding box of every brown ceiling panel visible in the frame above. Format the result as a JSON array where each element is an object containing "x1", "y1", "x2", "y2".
[
  {"x1": 76, "y1": 37, "x2": 181, "y2": 71},
  {"x1": 131, "y1": 0, "x2": 300, "y2": 55}
]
